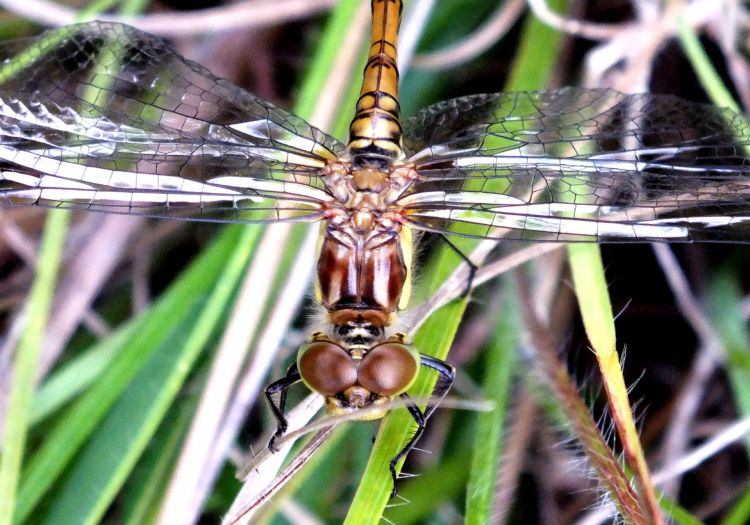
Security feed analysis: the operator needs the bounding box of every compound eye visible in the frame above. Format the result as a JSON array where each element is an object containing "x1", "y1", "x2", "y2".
[
  {"x1": 298, "y1": 341, "x2": 357, "y2": 396},
  {"x1": 358, "y1": 342, "x2": 419, "y2": 396}
]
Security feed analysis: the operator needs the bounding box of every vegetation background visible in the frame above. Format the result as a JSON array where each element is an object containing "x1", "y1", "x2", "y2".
[{"x1": 0, "y1": 0, "x2": 748, "y2": 524}]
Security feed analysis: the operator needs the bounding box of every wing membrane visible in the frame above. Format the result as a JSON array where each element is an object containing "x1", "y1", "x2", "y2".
[
  {"x1": 0, "y1": 22, "x2": 343, "y2": 221},
  {"x1": 402, "y1": 88, "x2": 750, "y2": 242}
]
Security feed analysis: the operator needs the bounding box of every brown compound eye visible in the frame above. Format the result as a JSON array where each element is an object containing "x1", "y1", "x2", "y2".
[
  {"x1": 358, "y1": 341, "x2": 419, "y2": 396},
  {"x1": 298, "y1": 341, "x2": 357, "y2": 396}
]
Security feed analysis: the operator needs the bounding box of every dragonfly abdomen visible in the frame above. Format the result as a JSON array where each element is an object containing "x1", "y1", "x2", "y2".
[{"x1": 347, "y1": 0, "x2": 404, "y2": 167}]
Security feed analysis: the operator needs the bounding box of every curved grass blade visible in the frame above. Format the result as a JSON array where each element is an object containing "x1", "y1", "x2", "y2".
[
  {"x1": 565, "y1": 15, "x2": 748, "y2": 525},
  {"x1": 567, "y1": 245, "x2": 649, "y2": 525}
]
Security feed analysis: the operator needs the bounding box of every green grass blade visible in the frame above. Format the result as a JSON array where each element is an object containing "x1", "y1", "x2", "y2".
[
  {"x1": 721, "y1": 484, "x2": 750, "y2": 525},
  {"x1": 706, "y1": 270, "x2": 750, "y2": 447},
  {"x1": 120, "y1": 394, "x2": 201, "y2": 525},
  {"x1": 0, "y1": 210, "x2": 69, "y2": 525},
  {"x1": 463, "y1": 3, "x2": 564, "y2": 521},
  {"x1": 465, "y1": 280, "x2": 519, "y2": 525},
  {"x1": 13, "y1": 225, "x2": 254, "y2": 523},
  {"x1": 294, "y1": 0, "x2": 364, "y2": 134},
  {"x1": 676, "y1": 17, "x2": 740, "y2": 112},
  {"x1": 29, "y1": 323, "x2": 136, "y2": 425},
  {"x1": 32, "y1": 225, "x2": 259, "y2": 525},
  {"x1": 504, "y1": 0, "x2": 564, "y2": 92},
  {"x1": 568, "y1": 243, "x2": 654, "y2": 524},
  {"x1": 678, "y1": 19, "x2": 747, "y2": 525}
]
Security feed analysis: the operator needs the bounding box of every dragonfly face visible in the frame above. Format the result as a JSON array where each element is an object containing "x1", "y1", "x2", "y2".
[
  {"x1": 1, "y1": 0, "x2": 750, "y2": 501},
  {"x1": 297, "y1": 331, "x2": 419, "y2": 419}
]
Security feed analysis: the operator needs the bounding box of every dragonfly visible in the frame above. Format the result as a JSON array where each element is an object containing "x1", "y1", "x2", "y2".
[{"x1": 1, "y1": 0, "x2": 749, "y2": 497}]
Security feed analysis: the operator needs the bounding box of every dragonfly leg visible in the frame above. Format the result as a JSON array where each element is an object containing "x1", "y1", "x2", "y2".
[
  {"x1": 388, "y1": 393, "x2": 425, "y2": 498},
  {"x1": 264, "y1": 363, "x2": 301, "y2": 452},
  {"x1": 438, "y1": 234, "x2": 476, "y2": 298},
  {"x1": 388, "y1": 355, "x2": 455, "y2": 497},
  {"x1": 419, "y1": 354, "x2": 456, "y2": 419}
]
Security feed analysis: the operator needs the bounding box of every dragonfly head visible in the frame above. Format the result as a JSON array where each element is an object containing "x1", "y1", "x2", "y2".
[{"x1": 297, "y1": 331, "x2": 420, "y2": 419}]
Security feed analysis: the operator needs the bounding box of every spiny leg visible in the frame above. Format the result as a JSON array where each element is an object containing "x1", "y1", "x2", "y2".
[
  {"x1": 388, "y1": 355, "x2": 455, "y2": 497},
  {"x1": 438, "y1": 233, "x2": 477, "y2": 298},
  {"x1": 264, "y1": 362, "x2": 301, "y2": 452},
  {"x1": 419, "y1": 354, "x2": 455, "y2": 419},
  {"x1": 388, "y1": 393, "x2": 425, "y2": 498}
]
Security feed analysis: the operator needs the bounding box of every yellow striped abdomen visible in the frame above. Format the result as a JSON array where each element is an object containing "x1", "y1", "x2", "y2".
[{"x1": 347, "y1": 0, "x2": 404, "y2": 166}]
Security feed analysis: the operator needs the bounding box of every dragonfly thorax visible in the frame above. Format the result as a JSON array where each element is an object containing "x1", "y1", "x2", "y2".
[
  {"x1": 315, "y1": 159, "x2": 414, "y2": 325},
  {"x1": 323, "y1": 159, "x2": 407, "y2": 204},
  {"x1": 351, "y1": 167, "x2": 389, "y2": 192}
]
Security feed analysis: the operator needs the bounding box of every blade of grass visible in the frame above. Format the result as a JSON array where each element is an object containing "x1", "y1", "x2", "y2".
[
  {"x1": 525, "y1": 252, "x2": 645, "y2": 525},
  {"x1": 568, "y1": 243, "x2": 658, "y2": 524},
  {"x1": 706, "y1": 270, "x2": 750, "y2": 447},
  {"x1": 677, "y1": 18, "x2": 747, "y2": 524},
  {"x1": 13, "y1": 225, "x2": 254, "y2": 524},
  {"x1": 722, "y1": 485, "x2": 750, "y2": 525},
  {"x1": 156, "y1": 220, "x2": 299, "y2": 524},
  {"x1": 120, "y1": 389, "x2": 201, "y2": 525},
  {"x1": 2, "y1": 4, "x2": 143, "y2": 521},
  {"x1": 29, "y1": 323, "x2": 136, "y2": 425},
  {"x1": 509, "y1": 2, "x2": 656, "y2": 516},
  {"x1": 676, "y1": 16, "x2": 740, "y2": 112},
  {"x1": 0, "y1": 209, "x2": 68, "y2": 525},
  {"x1": 33, "y1": 225, "x2": 259, "y2": 525},
  {"x1": 464, "y1": 4, "x2": 564, "y2": 522},
  {"x1": 465, "y1": 280, "x2": 519, "y2": 525}
]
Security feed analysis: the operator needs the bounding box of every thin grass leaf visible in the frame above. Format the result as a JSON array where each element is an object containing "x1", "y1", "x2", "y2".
[
  {"x1": 29, "y1": 323, "x2": 136, "y2": 425},
  {"x1": 464, "y1": 280, "x2": 519, "y2": 525},
  {"x1": 676, "y1": 17, "x2": 740, "y2": 113},
  {"x1": 706, "y1": 270, "x2": 750, "y2": 447},
  {"x1": 0, "y1": 209, "x2": 68, "y2": 525},
  {"x1": 33, "y1": 225, "x2": 259, "y2": 525},
  {"x1": 524, "y1": 293, "x2": 646, "y2": 525},
  {"x1": 722, "y1": 487, "x2": 750, "y2": 525},
  {"x1": 464, "y1": 4, "x2": 564, "y2": 522},
  {"x1": 13, "y1": 225, "x2": 253, "y2": 524},
  {"x1": 677, "y1": 20, "x2": 748, "y2": 525},
  {"x1": 568, "y1": 243, "x2": 653, "y2": 524},
  {"x1": 120, "y1": 390, "x2": 201, "y2": 525}
]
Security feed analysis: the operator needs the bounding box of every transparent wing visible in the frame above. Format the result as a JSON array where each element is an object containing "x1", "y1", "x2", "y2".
[
  {"x1": 0, "y1": 21, "x2": 345, "y2": 222},
  {"x1": 401, "y1": 88, "x2": 750, "y2": 242}
]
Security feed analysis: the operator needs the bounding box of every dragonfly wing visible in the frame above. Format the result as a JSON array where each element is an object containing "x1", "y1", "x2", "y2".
[
  {"x1": 401, "y1": 88, "x2": 750, "y2": 242},
  {"x1": 0, "y1": 22, "x2": 344, "y2": 222}
]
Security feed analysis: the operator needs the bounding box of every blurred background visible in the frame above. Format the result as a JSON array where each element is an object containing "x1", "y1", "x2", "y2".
[{"x1": 0, "y1": 0, "x2": 748, "y2": 524}]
